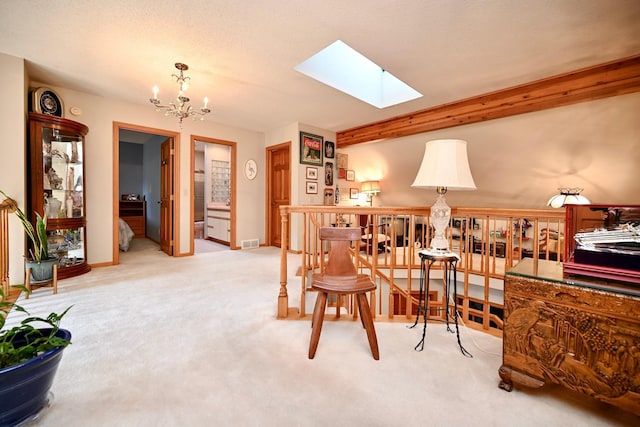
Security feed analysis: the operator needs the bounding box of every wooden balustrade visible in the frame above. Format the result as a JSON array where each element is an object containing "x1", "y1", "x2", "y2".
[
  {"x1": 1, "y1": 197, "x2": 17, "y2": 296},
  {"x1": 278, "y1": 205, "x2": 565, "y2": 336}
]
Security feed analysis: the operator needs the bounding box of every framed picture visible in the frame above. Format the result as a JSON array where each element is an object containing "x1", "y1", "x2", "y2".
[
  {"x1": 306, "y1": 167, "x2": 318, "y2": 180},
  {"x1": 350, "y1": 188, "x2": 359, "y2": 199},
  {"x1": 300, "y1": 132, "x2": 323, "y2": 166},
  {"x1": 346, "y1": 170, "x2": 355, "y2": 181},
  {"x1": 324, "y1": 162, "x2": 333, "y2": 186},
  {"x1": 306, "y1": 181, "x2": 318, "y2": 194},
  {"x1": 336, "y1": 153, "x2": 348, "y2": 169},
  {"x1": 324, "y1": 141, "x2": 335, "y2": 159},
  {"x1": 338, "y1": 168, "x2": 347, "y2": 180},
  {"x1": 324, "y1": 188, "x2": 334, "y2": 205}
]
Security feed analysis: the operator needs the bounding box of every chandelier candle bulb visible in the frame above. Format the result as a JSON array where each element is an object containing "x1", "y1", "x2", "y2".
[
  {"x1": 204, "y1": 97, "x2": 208, "y2": 109},
  {"x1": 152, "y1": 85, "x2": 158, "y2": 100}
]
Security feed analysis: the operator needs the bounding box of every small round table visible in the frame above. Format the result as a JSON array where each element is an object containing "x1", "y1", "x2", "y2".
[{"x1": 409, "y1": 250, "x2": 472, "y2": 357}]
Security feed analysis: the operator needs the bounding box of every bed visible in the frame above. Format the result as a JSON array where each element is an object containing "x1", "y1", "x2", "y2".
[{"x1": 119, "y1": 218, "x2": 135, "y2": 251}]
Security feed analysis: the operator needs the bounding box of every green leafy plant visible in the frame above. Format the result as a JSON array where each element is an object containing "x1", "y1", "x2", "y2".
[
  {"x1": 0, "y1": 189, "x2": 49, "y2": 262},
  {"x1": 0, "y1": 286, "x2": 71, "y2": 369}
]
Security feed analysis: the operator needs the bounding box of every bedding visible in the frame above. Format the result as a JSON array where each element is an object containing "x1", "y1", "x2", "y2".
[{"x1": 119, "y1": 218, "x2": 135, "y2": 251}]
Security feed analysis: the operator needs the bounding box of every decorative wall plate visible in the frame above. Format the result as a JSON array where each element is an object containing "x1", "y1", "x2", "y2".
[
  {"x1": 244, "y1": 159, "x2": 257, "y2": 180},
  {"x1": 32, "y1": 87, "x2": 64, "y2": 117}
]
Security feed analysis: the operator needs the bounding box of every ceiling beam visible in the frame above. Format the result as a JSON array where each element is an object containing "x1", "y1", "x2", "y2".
[{"x1": 336, "y1": 54, "x2": 640, "y2": 148}]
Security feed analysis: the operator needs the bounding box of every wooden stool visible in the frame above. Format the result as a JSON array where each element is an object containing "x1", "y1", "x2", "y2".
[
  {"x1": 25, "y1": 264, "x2": 58, "y2": 299},
  {"x1": 308, "y1": 227, "x2": 379, "y2": 360}
]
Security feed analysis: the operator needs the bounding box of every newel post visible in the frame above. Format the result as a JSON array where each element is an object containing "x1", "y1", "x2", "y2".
[{"x1": 277, "y1": 208, "x2": 289, "y2": 318}]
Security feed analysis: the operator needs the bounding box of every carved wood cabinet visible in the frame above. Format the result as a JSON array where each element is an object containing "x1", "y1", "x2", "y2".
[
  {"x1": 28, "y1": 112, "x2": 90, "y2": 279},
  {"x1": 499, "y1": 258, "x2": 640, "y2": 416}
]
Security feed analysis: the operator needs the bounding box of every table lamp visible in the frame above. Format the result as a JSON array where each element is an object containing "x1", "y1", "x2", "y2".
[
  {"x1": 360, "y1": 180, "x2": 381, "y2": 206},
  {"x1": 412, "y1": 139, "x2": 476, "y2": 252}
]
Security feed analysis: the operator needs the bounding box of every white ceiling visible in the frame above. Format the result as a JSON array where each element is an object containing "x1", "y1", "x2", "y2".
[{"x1": 1, "y1": 0, "x2": 639, "y2": 134}]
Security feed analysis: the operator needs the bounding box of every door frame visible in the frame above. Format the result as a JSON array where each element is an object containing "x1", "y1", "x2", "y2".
[
  {"x1": 112, "y1": 122, "x2": 180, "y2": 264},
  {"x1": 190, "y1": 135, "x2": 237, "y2": 252},
  {"x1": 265, "y1": 141, "x2": 291, "y2": 247}
]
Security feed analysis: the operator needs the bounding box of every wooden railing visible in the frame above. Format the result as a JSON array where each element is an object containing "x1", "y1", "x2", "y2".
[{"x1": 277, "y1": 206, "x2": 565, "y2": 336}]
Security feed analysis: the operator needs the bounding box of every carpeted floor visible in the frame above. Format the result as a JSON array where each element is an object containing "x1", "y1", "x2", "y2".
[{"x1": 5, "y1": 244, "x2": 637, "y2": 426}]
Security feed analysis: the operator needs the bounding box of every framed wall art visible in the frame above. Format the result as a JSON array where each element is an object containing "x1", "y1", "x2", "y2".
[
  {"x1": 306, "y1": 181, "x2": 318, "y2": 194},
  {"x1": 350, "y1": 188, "x2": 359, "y2": 199},
  {"x1": 336, "y1": 153, "x2": 348, "y2": 169},
  {"x1": 338, "y1": 168, "x2": 347, "y2": 179},
  {"x1": 324, "y1": 162, "x2": 333, "y2": 186},
  {"x1": 323, "y1": 188, "x2": 334, "y2": 205},
  {"x1": 300, "y1": 131, "x2": 323, "y2": 166},
  {"x1": 306, "y1": 167, "x2": 318, "y2": 180},
  {"x1": 324, "y1": 141, "x2": 335, "y2": 159},
  {"x1": 346, "y1": 170, "x2": 355, "y2": 181}
]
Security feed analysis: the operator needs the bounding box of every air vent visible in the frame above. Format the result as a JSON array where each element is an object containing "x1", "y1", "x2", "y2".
[{"x1": 241, "y1": 239, "x2": 259, "y2": 250}]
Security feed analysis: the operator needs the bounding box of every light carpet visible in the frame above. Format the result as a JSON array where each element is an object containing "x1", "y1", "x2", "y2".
[{"x1": 6, "y1": 241, "x2": 637, "y2": 426}]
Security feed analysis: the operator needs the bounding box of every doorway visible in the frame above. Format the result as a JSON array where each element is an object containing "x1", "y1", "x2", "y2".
[
  {"x1": 266, "y1": 141, "x2": 291, "y2": 248},
  {"x1": 113, "y1": 122, "x2": 180, "y2": 264},
  {"x1": 191, "y1": 135, "x2": 237, "y2": 253}
]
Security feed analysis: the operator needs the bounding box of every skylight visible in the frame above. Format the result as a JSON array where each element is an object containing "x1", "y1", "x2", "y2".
[{"x1": 294, "y1": 40, "x2": 422, "y2": 109}]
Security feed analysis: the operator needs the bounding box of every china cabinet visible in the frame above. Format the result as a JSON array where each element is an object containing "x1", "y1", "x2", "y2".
[{"x1": 28, "y1": 112, "x2": 90, "y2": 279}]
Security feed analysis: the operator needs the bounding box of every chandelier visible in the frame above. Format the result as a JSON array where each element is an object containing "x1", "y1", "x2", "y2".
[{"x1": 149, "y1": 62, "x2": 210, "y2": 125}]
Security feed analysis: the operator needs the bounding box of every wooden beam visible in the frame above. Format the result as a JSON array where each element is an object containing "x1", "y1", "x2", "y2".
[{"x1": 336, "y1": 54, "x2": 640, "y2": 147}]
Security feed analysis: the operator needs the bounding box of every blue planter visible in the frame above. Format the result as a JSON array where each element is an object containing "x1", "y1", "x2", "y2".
[{"x1": 0, "y1": 328, "x2": 71, "y2": 426}]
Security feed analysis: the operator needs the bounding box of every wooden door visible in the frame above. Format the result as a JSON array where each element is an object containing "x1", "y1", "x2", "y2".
[
  {"x1": 267, "y1": 142, "x2": 291, "y2": 247},
  {"x1": 160, "y1": 138, "x2": 174, "y2": 255}
]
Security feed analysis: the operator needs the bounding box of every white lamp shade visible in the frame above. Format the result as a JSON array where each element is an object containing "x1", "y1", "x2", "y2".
[
  {"x1": 547, "y1": 189, "x2": 591, "y2": 208},
  {"x1": 412, "y1": 139, "x2": 476, "y2": 190}
]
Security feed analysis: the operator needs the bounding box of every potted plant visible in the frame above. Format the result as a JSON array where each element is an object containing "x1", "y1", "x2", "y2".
[
  {"x1": 0, "y1": 286, "x2": 72, "y2": 425},
  {"x1": 0, "y1": 190, "x2": 56, "y2": 281}
]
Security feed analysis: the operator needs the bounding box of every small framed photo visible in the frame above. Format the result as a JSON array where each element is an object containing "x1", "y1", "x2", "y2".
[
  {"x1": 336, "y1": 153, "x2": 348, "y2": 169},
  {"x1": 350, "y1": 188, "x2": 359, "y2": 199},
  {"x1": 300, "y1": 131, "x2": 323, "y2": 166},
  {"x1": 338, "y1": 168, "x2": 347, "y2": 180},
  {"x1": 306, "y1": 181, "x2": 318, "y2": 194},
  {"x1": 324, "y1": 141, "x2": 335, "y2": 159},
  {"x1": 323, "y1": 188, "x2": 334, "y2": 206},
  {"x1": 306, "y1": 167, "x2": 318, "y2": 180},
  {"x1": 346, "y1": 170, "x2": 355, "y2": 181}
]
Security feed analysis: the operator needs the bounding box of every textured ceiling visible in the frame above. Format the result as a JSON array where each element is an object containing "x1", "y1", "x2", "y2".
[{"x1": 1, "y1": 0, "x2": 639, "y2": 133}]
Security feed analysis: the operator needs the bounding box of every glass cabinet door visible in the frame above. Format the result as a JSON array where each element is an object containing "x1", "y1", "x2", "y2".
[{"x1": 42, "y1": 127, "x2": 84, "y2": 219}]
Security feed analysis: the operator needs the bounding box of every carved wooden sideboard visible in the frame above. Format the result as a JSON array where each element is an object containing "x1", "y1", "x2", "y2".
[{"x1": 499, "y1": 258, "x2": 640, "y2": 416}]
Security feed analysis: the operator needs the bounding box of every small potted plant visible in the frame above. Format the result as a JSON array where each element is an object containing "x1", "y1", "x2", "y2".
[
  {"x1": 0, "y1": 190, "x2": 56, "y2": 281},
  {"x1": 0, "y1": 286, "x2": 72, "y2": 425}
]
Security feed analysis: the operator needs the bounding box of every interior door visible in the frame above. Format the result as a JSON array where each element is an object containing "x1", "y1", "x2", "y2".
[
  {"x1": 160, "y1": 138, "x2": 174, "y2": 255},
  {"x1": 267, "y1": 142, "x2": 291, "y2": 247}
]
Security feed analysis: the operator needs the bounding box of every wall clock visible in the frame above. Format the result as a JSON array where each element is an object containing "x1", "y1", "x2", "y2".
[
  {"x1": 244, "y1": 159, "x2": 257, "y2": 180},
  {"x1": 32, "y1": 87, "x2": 64, "y2": 117}
]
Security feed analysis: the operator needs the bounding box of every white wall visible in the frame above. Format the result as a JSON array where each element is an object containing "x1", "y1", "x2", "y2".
[
  {"x1": 1, "y1": 56, "x2": 266, "y2": 283},
  {"x1": 341, "y1": 92, "x2": 640, "y2": 209},
  {"x1": 0, "y1": 53, "x2": 27, "y2": 285},
  {"x1": 2, "y1": 49, "x2": 639, "y2": 283},
  {"x1": 265, "y1": 122, "x2": 337, "y2": 251}
]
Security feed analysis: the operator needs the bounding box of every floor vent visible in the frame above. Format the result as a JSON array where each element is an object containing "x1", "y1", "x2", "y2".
[{"x1": 241, "y1": 239, "x2": 259, "y2": 250}]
